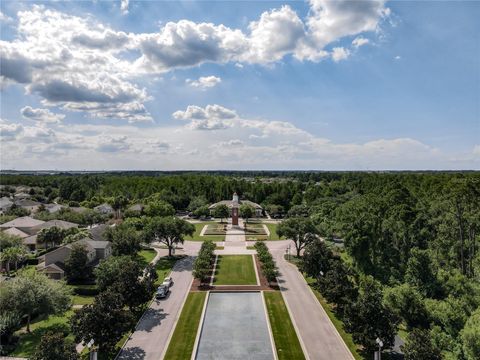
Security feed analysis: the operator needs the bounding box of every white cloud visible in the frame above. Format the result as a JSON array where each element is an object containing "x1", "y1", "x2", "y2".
[
  {"x1": 96, "y1": 135, "x2": 130, "y2": 152},
  {"x1": 473, "y1": 145, "x2": 480, "y2": 156},
  {"x1": 21, "y1": 106, "x2": 65, "y2": 123},
  {"x1": 173, "y1": 104, "x2": 237, "y2": 130},
  {"x1": 0, "y1": 2, "x2": 390, "y2": 124},
  {"x1": 331, "y1": 47, "x2": 350, "y2": 62},
  {"x1": 394, "y1": 55, "x2": 401, "y2": 60},
  {"x1": 120, "y1": 0, "x2": 129, "y2": 15},
  {"x1": 352, "y1": 36, "x2": 369, "y2": 48},
  {"x1": 0, "y1": 11, "x2": 13, "y2": 23},
  {"x1": 186, "y1": 76, "x2": 222, "y2": 90},
  {"x1": 0, "y1": 121, "x2": 23, "y2": 140}
]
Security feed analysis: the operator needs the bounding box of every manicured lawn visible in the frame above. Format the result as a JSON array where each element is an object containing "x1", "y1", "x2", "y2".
[
  {"x1": 154, "y1": 256, "x2": 179, "y2": 286},
  {"x1": 185, "y1": 221, "x2": 225, "y2": 242},
  {"x1": 203, "y1": 223, "x2": 227, "y2": 235},
  {"x1": 214, "y1": 255, "x2": 257, "y2": 285},
  {"x1": 163, "y1": 292, "x2": 207, "y2": 360},
  {"x1": 245, "y1": 223, "x2": 283, "y2": 241},
  {"x1": 72, "y1": 295, "x2": 95, "y2": 306},
  {"x1": 264, "y1": 291, "x2": 305, "y2": 360},
  {"x1": 265, "y1": 223, "x2": 282, "y2": 240},
  {"x1": 138, "y1": 248, "x2": 157, "y2": 264},
  {"x1": 11, "y1": 310, "x2": 75, "y2": 357}
]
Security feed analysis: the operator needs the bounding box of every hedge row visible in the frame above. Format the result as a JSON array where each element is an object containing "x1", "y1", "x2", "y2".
[
  {"x1": 193, "y1": 240, "x2": 216, "y2": 283},
  {"x1": 254, "y1": 242, "x2": 278, "y2": 283}
]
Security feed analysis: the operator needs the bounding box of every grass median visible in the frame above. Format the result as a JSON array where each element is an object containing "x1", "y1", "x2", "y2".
[
  {"x1": 213, "y1": 255, "x2": 257, "y2": 285},
  {"x1": 264, "y1": 291, "x2": 305, "y2": 360},
  {"x1": 163, "y1": 292, "x2": 207, "y2": 360}
]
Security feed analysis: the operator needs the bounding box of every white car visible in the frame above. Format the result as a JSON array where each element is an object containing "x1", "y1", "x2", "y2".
[{"x1": 162, "y1": 277, "x2": 173, "y2": 288}]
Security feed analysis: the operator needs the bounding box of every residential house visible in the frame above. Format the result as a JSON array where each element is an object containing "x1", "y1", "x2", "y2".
[
  {"x1": 0, "y1": 197, "x2": 13, "y2": 214},
  {"x1": 37, "y1": 238, "x2": 112, "y2": 280},
  {"x1": 14, "y1": 199, "x2": 41, "y2": 213},
  {"x1": 44, "y1": 203, "x2": 65, "y2": 214},
  {"x1": 94, "y1": 203, "x2": 114, "y2": 215}
]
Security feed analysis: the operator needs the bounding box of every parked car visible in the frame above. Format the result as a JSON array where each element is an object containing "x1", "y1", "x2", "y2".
[
  {"x1": 162, "y1": 277, "x2": 173, "y2": 288},
  {"x1": 156, "y1": 285, "x2": 169, "y2": 299}
]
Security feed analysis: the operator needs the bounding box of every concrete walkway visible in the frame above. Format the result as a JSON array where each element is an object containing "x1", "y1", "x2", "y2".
[
  {"x1": 269, "y1": 242, "x2": 354, "y2": 360},
  {"x1": 116, "y1": 256, "x2": 194, "y2": 360}
]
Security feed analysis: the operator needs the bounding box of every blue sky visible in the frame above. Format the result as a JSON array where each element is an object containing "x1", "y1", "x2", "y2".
[{"x1": 0, "y1": 0, "x2": 479, "y2": 170}]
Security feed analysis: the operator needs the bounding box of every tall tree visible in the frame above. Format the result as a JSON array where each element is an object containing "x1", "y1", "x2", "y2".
[
  {"x1": 461, "y1": 307, "x2": 480, "y2": 360},
  {"x1": 405, "y1": 247, "x2": 438, "y2": 297},
  {"x1": 239, "y1": 204, "x2": 254, "y2": 223},
  {"x1": 64, "y1": 243, "x2": 90, "y2": 283},
  {"x1": 402, "y1": 329, "x2": 442, "y2": 360},
  {"x1": 213, "y1": 204, "x2": 229, "y2": 223},
  {"x1": 277, "y1": 217, "x2": 320, "y2": 257},
  {"x1": 143, "y1": 217, "x2": 194, "y2": 256},
  {"x1": 37, "y1": 226, "x2": 64, "y2": 249},
  {"x1": 144, "y1": 201, "x2": 175, "y2": 217},
  {"x1": 32, "y1": 332, "x2": 79, "y2": 360},
  {"x1": 70, "y1": 290, "x2": 134, "y2": 355},
  {"x1": 0, "y1": 272, "x2": 71, "y2": 332},
  {"x1": 105, "y1": 224, "x2": 142, "y2": 256},
  {"x1": 345, "y1": 276, "x2": 398, "y2": 354}
]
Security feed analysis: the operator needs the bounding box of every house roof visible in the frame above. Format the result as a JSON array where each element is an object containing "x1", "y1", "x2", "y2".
[
  {"x1": 94, "y1": 203, "x2": 113, "y2": 211},
  {"x1": 30, "y1": 219, "x2": 78, "y2": 232},
  {"x1": 89, "y1": 224, "x2": 108, "y2": 241},
  {"x1": 38, "y1": 262, "x2": 66, "y2": 273},
  {"x1": 44, "y1": 204, "x2": 65, "y2": 213},
  {"x1": 70, "y1": 206, "x2": 88, "y2": 213},
  {"x1": 15, "y1": 199, "x2": 41, "y2": 207},
  {"x1": 0, "y1": 216, "x2": 45, "y2": 229},
  {"x1": 86, "y1": 240, "x2": 111, "y2": 249},
  {"x1": 3, "y1": 227, "x2": 30, "y2": 238},
  {"x1": 23, "y1": 234, "x2": 37, "y2": 245},
  {"x1": 0, "y1": 197, "x2": 13, "y2": 208}
]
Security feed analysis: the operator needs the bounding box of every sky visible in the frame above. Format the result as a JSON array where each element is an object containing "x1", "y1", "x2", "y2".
[{"x1": 0, "y1": 0, "x2": 479, "y2": 171}]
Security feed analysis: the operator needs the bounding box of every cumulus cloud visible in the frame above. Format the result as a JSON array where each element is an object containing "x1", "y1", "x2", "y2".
[
  {"x1": 120, "y1": 0, "x2": 129, "y2": 15},
  {"x1": 473, "y1": 145, "x2": 480, "y2": 156},
  {"x1": 331, "y1": 47, "x2": 350, "y2": 62},
  {"x1": 21, "y1": 106, "x2": 65, "y2": 123},
  {"x1": 0, "y1": 121, "x2": 24, "y2": 140},
  {"x1": 173, "y1": 104, "x2": 238, "y2": 130},
  {"x1": 0, "y1": 2, "x2": 389, "y2": 123},
  {"x1": 96, "y1": 135, "x2": 130, "y2": 152},
  {"x1": 186, "y1": 76, "x2": 222, "y2": 90},
  {"x1": 352, "y1": 36, "x2": 369, "y2": 48}
]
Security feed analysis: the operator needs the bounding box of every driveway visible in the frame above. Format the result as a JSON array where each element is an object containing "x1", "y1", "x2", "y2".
[
  {"x1": 268, "y1": 242, "x2": 354, "y2": 360},
  {"x1": 116, "y1": 256, "x2": 194, "y2": 360}
]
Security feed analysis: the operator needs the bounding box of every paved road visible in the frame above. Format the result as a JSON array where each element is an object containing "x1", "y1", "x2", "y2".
[
  {"x1": 268, "y1": 242, "x2": 354, "y2": 360},
  {"x1": 117, "y1": 256, "x2": 194, "y2": 360}
]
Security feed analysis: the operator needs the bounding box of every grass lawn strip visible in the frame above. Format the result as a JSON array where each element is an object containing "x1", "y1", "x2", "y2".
[
  {"x1": 213, "y1": 255, "x2": 257, "y2": 285},
  {"x1": 185, "y1": 222, "x2": 225, "y2": 242},
  {"x1": 11, "y1": 310, "x2": 75, "y2": 357},
  {"x1": 138, "y1": 248, "x2": 156, "y2": 264},
  {"x1": 163, "y1": 292, "x2": 207, "y2": 360},
  {"x1": 264, "y1": 292, "x2": 305, "y2": 360}
]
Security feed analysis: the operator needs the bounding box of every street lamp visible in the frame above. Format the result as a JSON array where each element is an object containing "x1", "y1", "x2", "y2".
[{"x1": 375, "y1": 337, "x2": 383, "y2": 360}]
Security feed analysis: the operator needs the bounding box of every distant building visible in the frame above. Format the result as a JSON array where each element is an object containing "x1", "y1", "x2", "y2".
[
  {"x1": 14, "y1": 199, "x2": 41, "y2": 213},
  {"x1": 44, "y1": 203, "x2": 65, "y2": 214},
  {"x1": 0, "y1": 197, "x2": 13, "y2": 214},
  {"x1": 208, "y1": 192, "x2": 263, "y2": 223}
]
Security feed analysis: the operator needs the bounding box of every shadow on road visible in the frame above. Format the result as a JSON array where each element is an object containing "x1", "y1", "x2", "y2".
[
  {"x1": 118, "y1": 346, "x2": 146, "y2": 359},
  {"x1": 135, "y1": 308, "x2": 168, "y2": 332}
]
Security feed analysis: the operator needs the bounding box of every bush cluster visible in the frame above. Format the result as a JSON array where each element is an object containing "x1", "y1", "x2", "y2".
[
  {"x1": 193, "y1": 241, "x2": 216, "y2": 283},
  {"x1": 254, "y1": 242, "x2": 278, "y2": 283}
]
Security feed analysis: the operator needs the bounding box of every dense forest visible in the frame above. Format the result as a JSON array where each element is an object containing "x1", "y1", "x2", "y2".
[{"x1": 1, "y1": 171, "x2": 479, "y2": 358}]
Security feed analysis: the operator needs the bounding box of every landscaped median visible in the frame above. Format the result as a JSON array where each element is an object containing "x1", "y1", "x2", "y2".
[
  {"x1": 213, "y1": 255, "x2": 257, "y2": 285},
  {"x1": 163, "y1": 292, "x2": 207, "y2": 360},
  {"x1": 264, "y1": 291, "x2": 305, "y2": 360},
  {"x1": 185, "y1": 221, "x2": 226, "y2": 242}
]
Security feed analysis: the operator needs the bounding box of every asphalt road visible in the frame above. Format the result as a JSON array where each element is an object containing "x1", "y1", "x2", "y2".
[
  {"x1": 116, "y1": 256, "x2": 194, "y2": 360},
  {"x1": 269, "y1": 241, "x2": 354, "y2": 360}
]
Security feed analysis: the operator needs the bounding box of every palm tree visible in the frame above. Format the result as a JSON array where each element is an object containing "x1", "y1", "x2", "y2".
[{"x1": 1, "y1": 246, "x2": 26, "y2": 274}]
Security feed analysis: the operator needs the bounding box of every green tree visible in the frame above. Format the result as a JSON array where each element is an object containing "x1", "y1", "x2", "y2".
[
  {"x1": 144, "y1": 201, "x2": 175, "y2": 217},
  {"x1": 0, "y1": 272, "x2": 71, "y2": 332},
  {"x1": 287, "y1": 204, "x2": 310, "y2": 217},
  {"x1": 188, "y1": 196, "x2": 208, "y2": 212},
  {"x1": 239, "y1": 204, "x2": 254, "y2": 223},
  {"x1": 64, "y1": 243, "x2": 90, "y2": 283},
  {"x1": 32, "y1": 332, "x2": 79, "y2": 360},
  {"x1": 193, "y1": 205, "x2": 210, "y2": 218},
  {"x1": 0, "y1": 312, "x2": 21, "y2": 349},
  {"x1": 461, "y1": 307, "x2": 480, "y2": 360},
  {"x1": 105, "y1": 224, "x2": 142, "y2": 256},
  {"x1": 345, "y1": 276, "x2": 398, "y2": 354},
  {"x1": 37, "y1": 226, "x2": 64, "y2": 249},
  {"x1": 144, "y1": 217, "x2": 194, "y2": 256},
  {"x1": 70, "y1": 290, "x2": 134, "y2": 355},
  {"x1": 0, "y1": 245, "x2": 26, "y2": 274},
  {"x1": 277, "y1": 217, "x2": 320, "y2": 257},
  {"x1": 405, "y1": 247, "x2": 438, "y2": 297},
  {"x1": 402, "y1": 329, "x2": 442, "y2": 360},
  {"x1": 94, "y1": 256, "x2": 151, "y2": 311},
  {"x1": 109, "y1": 195, "x2": 128, "y2": 219},
  {"x1": 213, "y1": 204, "x2": 229, "y2": 223},
  {"x1": 383, "y1": 284, "x2": 429, "y2": 329}
]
